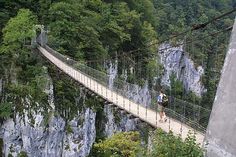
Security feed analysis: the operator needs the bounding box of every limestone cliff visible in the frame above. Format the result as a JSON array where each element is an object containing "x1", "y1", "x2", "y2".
[{"x1": 159, "y1": 43, "x2": 204, "y2": 97}]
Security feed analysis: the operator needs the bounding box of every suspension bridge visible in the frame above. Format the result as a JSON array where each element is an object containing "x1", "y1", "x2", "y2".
[
  {"x1": 33, "y1": 11, "x2": 236, "y2": 150},
  {"x1": 37, "y1": 44, "x2": 206, "y2": 144}
]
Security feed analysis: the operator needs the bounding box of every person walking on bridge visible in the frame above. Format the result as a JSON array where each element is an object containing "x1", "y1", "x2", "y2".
[{"x1": 157, "y1": 90, "x2": 167, "y2": 122}]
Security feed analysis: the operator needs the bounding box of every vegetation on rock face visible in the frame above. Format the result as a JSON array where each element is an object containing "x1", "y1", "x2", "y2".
[
  {"x1": 0, "y1": 9, "x2": 49, "y2": 121},
  {"x1": 0, "y1": 138, "x2": 3, "y2": 157},
  {"x1": 92, "y1": 129, "x2": 203, "y2": 157},
  {"x1": 0, "y1": 102, "x2": 12, "y2": 122},
  {"x1": 48, "y1": 66, "x2": 81, "y2": 121},
  {"x1": 18, "y1": 151, "x2": 28, "y2": 157},
  {"x1": 167, "y1": 74, "x2": 201, "y2": 104}
]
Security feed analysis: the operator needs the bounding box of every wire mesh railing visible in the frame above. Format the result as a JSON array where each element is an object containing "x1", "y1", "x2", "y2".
[{"x1": 37, "y1": 39, "x2": 211, "y2": 134}]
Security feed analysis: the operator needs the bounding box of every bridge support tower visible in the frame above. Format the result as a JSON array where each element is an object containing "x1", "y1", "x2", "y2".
[{"x1": 204, "y1": 17, "x2": 236, "y2": 157}]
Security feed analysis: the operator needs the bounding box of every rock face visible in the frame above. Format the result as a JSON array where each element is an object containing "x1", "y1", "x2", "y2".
[
  {"x1": 124, "y1": 82, "x2": 151, "y2": 107},
  {"x1": 107, "y1": 61, "x2": 118, "y2": 89},
  {"x1": 1, "y1": 109, "x2": 96, "y2": 157},
  {"x1": 0, "y1": 73, "x2": 97, "y2": 157},
  {"x1": 103, "y1": 105, "x2": 138, "y2": 137},
  {"x1": 159, "y1": 43, "x2": 204, "y2": 97},
  {"x1": 104, "y1": 62, "x2": 147, "y2": 137},
  {"x1": 107, "y1": 62, "x2": 151, "y2": 107},
  {"x1": 62, "y1": 108, "x2": 96, "y2": 157}
]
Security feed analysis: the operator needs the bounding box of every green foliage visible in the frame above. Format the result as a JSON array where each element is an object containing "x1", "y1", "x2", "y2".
[
  {"x1": 0, "y1": 138, "x2": 3, "y2": 157},
  {"x1": 85, "y1": 96, "x2": 104, "y2": 112},
  {"x1": 47, "y1": 0, "x2": 159, "y2": 79},
  {"x1": 153, "y1": 0, "x2": 234, "y2": 40},
  {"x1": 0, "y1": 1, "x2": 38, "y2": 42},
  {"x1": 49, "y1": 67, "x2": 81, "y2": 121},
  {"x1": 5, "y1": 63, "x2": 48, "y2": 109},
  {"x1": 0, "y1": 8, "x2": 49, "y2": 122},
  {"x1": 0, "y1": 102, "x2": 12, "y2": 121},
  {"x1": 66, "y1": 124, "x2": 73, "y2": 134},
  {"x1": 169, "y1": 73, "x2": 201, "y2": 104},
  {"x1": 169, "y1": 74, "x2": 184, "y2": 98},
  {"x1": 43, "y1": 110, "x2": 53, "y2": 127},
  {"x1": 124, "y1": 0, "x2": 157, "y2": 27},
  {"x1": 185, "y1": 91, "x2": 201, "y2": 105},
  {"x1": 149, "y1": 129, "x2": 203, "y2": 157},
  {"x1": 93, "y1": 102, "x2": 106, "y2": 142},
  {"x1": 0, "y1": 8, "x2": 48, "y2": 116},
  {"x1": 1, "y1": 9, "x2": 37, "y2": 55},
  {"x1": 8, "y1": 154, "x2": 13, "y2": 157},
  {"x1": 91, "y1": 129, "x2": 203, "y2": 157},
  {"x1": 93, "y1": 131, "x2": 142, "y2": 157},
  {"x1": 47, "y1": 0, "x2": 143, "y2": 68},
  {"x1": 18, "y1": 151, "x2": 28, "y2": 157}
]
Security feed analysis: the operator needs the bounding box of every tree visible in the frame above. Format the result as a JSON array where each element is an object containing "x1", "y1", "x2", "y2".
[
  {"x1": 0, "y1": 8, "x2": 48, "y2": 118},
  {"x1": 170, "y1": 74, "x2": 184, "y2": 98},
  {"x1": 0, "y1": 102, "x2": 12, "y2": 123},
  {"x1": 149, "y1": 129, "x2": 203, "y2": 157},
  {"x1": 92, "y1": 132, "x2": 142, "y2": 157},
  {"x1": 48, "y1": 0, "x2": 141, "y2": 68},
  {"x1": 1, "y1": 9, "x2": 37, "y2": 55},
  {"x1": 91, "y1": 130, "x2": 204, "y2": 157},
  {"x1": 0, "y1": 0, "x2": 39, "y2": 42}
]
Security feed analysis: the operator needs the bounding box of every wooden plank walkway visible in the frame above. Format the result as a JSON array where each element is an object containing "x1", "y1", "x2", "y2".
[{"x1": 38, "y1": 46, "x2": 205, "y2": 145}]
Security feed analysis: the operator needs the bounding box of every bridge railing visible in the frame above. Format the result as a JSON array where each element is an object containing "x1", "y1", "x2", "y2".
[
  {"x1": 41, "y1": 44, "x2": 211, "y2": 133},
  {"x1": 110, "y1": 72, "x2": 210, "y2": 133},
  {"x1": 43, "y1": 45, "x2": 110, "y2": 86}
]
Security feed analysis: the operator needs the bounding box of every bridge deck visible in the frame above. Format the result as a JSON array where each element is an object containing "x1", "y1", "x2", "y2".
[{"x1": 38, "y1": 46, "x2": 204, "y2": 144}]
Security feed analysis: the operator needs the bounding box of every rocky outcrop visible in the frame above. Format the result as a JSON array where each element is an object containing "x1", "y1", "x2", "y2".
[
  {"x1": 0, "y1": 71, "x2": 96, "y2": 157},
  {"x1": 1, "y1": 109, "x2": 96, "y2": 157},
  {"x1": 159, "y1": 43, "x2": 204, "y2": 97},
  {"x1": 107, "y1": 62, "x2": 151, "y2": 107},
  {"x1": 103, "y1": 105, "x2": 137, "y2": 137},
  {"x1": 62, "y1": 108, "x2": 96, "y2": 157}
]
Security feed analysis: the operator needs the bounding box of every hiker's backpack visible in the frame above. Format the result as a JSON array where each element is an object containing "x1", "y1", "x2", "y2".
[{"x1": 162, "y1": 95, "x2": 168, "y2": 107}]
